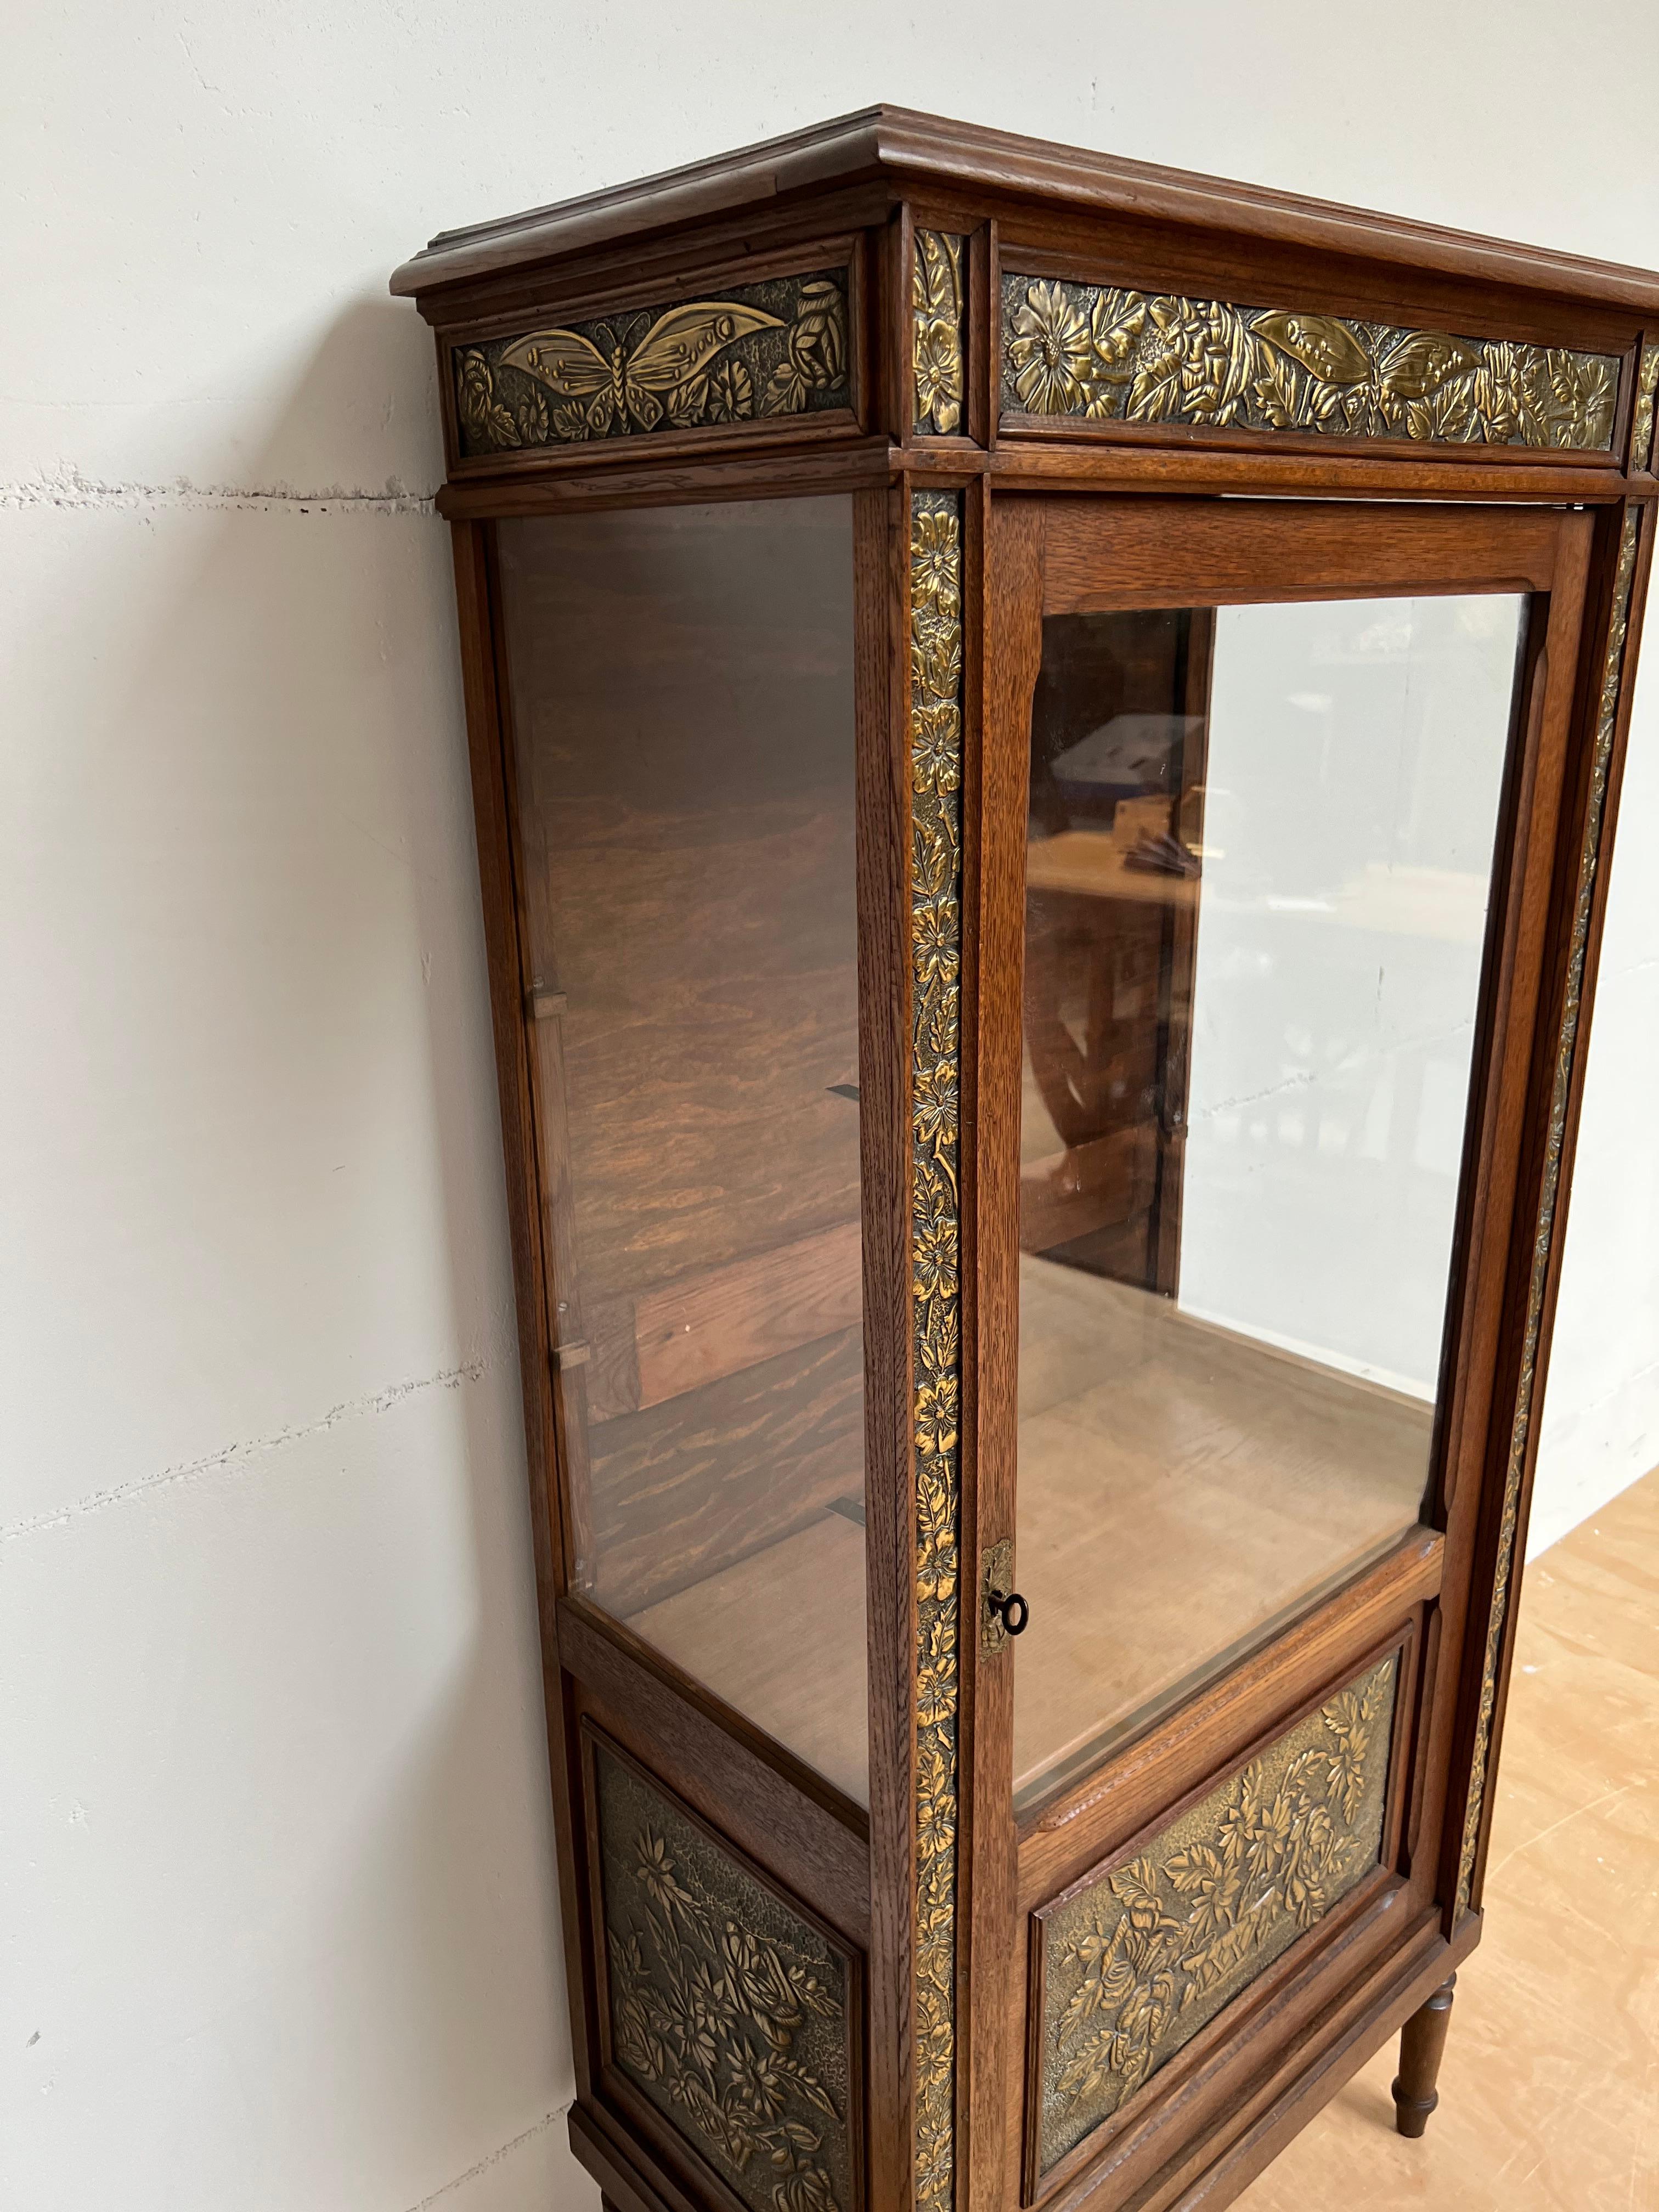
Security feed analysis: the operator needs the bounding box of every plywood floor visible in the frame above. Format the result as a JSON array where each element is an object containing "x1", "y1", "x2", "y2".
[{"x1": 1238, "y1": 1461, "x2": 1659, "y2": 2211}]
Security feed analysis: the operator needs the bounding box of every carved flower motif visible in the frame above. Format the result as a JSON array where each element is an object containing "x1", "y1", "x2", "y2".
[
  {"x1": 912, "y1": 1206, "x2": 959, "y2": 1305},
  {"x1": 1125, "y1": 295, "x2": 1214, "y2": 421},
  {"x1": 1008, "y1": 279, "x2": 1096, "y2": 413},
  {"x1": 456, "y1": 348, "x2": 519, "y2": 449},
  {"x1": 787, "y1": 279, "x2": 846, "y2": 390},
  {"x1": 635, "y1": 1830, "x2": 697, "y2": 1920},
  {"x1": 915, "y1": 317, "x2": 962, "y2": 433},
  {"x1": 910, "y1": 505, "x2": 960, "y2": 618},
  {"x1": 912, "y1": 893, "x2": 961, "y2": 990},
  {"x1": 911, "y1": 697, "x2": 962, "y2": 794},
  {"x1": 913, "y1": 1058, "x2": 960, "y2": 1148},
  {"x1": 704, "y1": 359, "x2": 754, "y2": 422},
  {"x1": 914, "y1": 1374, "x2": 960, "y2": 1464}
]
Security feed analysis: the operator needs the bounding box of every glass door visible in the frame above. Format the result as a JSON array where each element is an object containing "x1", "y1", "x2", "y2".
[
  {"x1": 1015, "y1": 582, "x2": 1523, "y2": 1809},
  {"x1": 989, "y1": 499, "x2": 1575, "y2": 1818}
]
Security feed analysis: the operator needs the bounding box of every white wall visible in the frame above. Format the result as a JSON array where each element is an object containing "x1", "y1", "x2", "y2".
[{"x1": 4, "y1": 7, "x2": 1655, "y2": 2207}]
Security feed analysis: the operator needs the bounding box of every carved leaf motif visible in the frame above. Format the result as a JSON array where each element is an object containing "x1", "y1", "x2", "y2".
[
  {"x1": 1252, "y1": 311, "x2": 1374, "y2": 385},
  {"x1": 1379, "y1": 331, "x2": 1480, "y2": 399}
]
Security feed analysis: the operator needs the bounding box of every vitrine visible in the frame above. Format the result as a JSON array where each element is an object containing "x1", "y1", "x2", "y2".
[{"x1": 391, "y1": 110, "x2": 1658, "y2": 2212}]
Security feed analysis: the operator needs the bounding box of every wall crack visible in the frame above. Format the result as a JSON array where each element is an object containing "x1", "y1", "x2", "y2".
[
  {"x1": 1, "y1": 1356, "x2": 490, "y2": 1546},
  {"x1": 1, "y1": 466, "x2": 437, "y2": 516},
  {"x1": 404, "y1": 2104, "x2": 569, "y2": 2212}
]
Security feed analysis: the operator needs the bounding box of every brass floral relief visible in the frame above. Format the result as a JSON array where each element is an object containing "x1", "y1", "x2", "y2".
[
  {"x1": 1455, "y1": 505, "x2": 1644, "y2": 1915},
  {"x1": 910, "y1": 488, "x2": 964, "y2": 2209},
  {"x1": 453, "y1": 268, "x2": 850, "y2": 456},
  {"x1": 1040, "y1": 1654, "x2": 1400, "y2": 2174},
  {"x1": 595, "y1": 1740, "x2": 854, "y2": 2212},
  {"x1": 1000, "y1": 273, "x2": 1620, "y2": 452},
  {"x1": 913, "y1": 232, "x2": 967, "y2": 436},
  {"x1": 1632, "y1": 342, "x2": 1659, "y2": 472}
]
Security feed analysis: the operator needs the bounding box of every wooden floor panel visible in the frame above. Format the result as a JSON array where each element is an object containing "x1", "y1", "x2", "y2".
[{"x1": 1238, "y1": 1461, "x2": 1659, "y2": 2211}]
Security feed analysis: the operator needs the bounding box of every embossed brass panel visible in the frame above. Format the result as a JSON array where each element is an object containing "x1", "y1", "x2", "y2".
[
  {"x1": 1036, "y1": 1651, "x2": 1401, "y2": 2174},
  {"x1": 910, "y1": 488, "x2": 964, "y2": 2209},
  {"x1": 913, "y1": 232, "x2": 967, "y2": 437},
  {"x1": 593, "y1": 1736, "x2": 857, "y2": 2212},
  {"x1": 453, "y1": 267, "x2": 850, "y2": 456},
  {"x1": 1001, "y1": 273, "x2": 1620, "y2": 452}
]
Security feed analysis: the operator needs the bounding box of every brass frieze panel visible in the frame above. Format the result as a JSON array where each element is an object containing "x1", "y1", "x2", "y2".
[
  {"x1": 913, "y1": 231, "x2": 967, "y2": 436},
  {"x1": 1455, "y1": 505, "x2": 1645, "y2": 1914},
  {"x1": 594, "y1": 1739, "x2": 855, "y2": 2212},
  {"x1": 453, "y1": 267, "x2": 850, "y2": 458},
  {"x1": 909, "y1": 488, "x2": 964, "y2": 2209},
  {"x1": 1038, "y1": 1652, "x2": 1400, "y2": 2174},
  {"x1": 1000, "y1": 273, "x2": 1620, "y2": 452}
]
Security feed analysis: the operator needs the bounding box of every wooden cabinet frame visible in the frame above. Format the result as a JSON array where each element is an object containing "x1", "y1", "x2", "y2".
[{"x1": 396, "y1": 108, "x2": 1658, "y2": 2212}]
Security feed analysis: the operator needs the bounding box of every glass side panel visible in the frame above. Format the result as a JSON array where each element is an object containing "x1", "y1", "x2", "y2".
[
  {"x1": 1014, "y1": 591, "x2": 1525, "y2": 1812},
  {"x1": 496, "y1": 499, "x2": 867, "y2": 1805}
]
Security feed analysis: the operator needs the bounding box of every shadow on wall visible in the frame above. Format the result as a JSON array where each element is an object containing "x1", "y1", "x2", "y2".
[{"x1": 6, "y1": 293, "x2": 587, "y2": 2209}]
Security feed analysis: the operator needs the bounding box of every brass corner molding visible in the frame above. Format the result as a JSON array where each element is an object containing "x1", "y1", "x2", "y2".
[
  {"x1": 1456, "y1": 505, "x2": 1644, "y2": 1915},
  {"x1": 913, "y1": 232, "x2": 967, "y2": 437},
  {"x1": 453, "y1": 267, "x2": 850, "y2": 457},
  {"x1": 1040, "y1": 1653, "x2": 1400, "y2": 2174},
  {"x1": 909, "y1": 486, "x2": 964, "y2": 2209},
  {"x1": 1000, "y1": 272, "x2": 1620, "y2": 452}
]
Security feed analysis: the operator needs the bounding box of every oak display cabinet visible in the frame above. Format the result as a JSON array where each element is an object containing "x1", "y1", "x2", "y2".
[{"x1": 391, "y1": 110, "x2": 1658, "y2": 2212}]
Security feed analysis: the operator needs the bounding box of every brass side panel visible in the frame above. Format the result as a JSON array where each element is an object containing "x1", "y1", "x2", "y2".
[
  {"x1": 1000, "y1": 273, "x2": 1620, "y2": 452},
  {"x1": 1455, "y1": 505, "x2": 1645, "y2": 1912},
  {"x1": 594, "y1": 1740, "x2": 856, "y2": 2212},
  {"x1": 909, "y1": 487, "x2": 965, "y2": 2209},
  {"x1": 913, "y1": 231, "x2": 967, "y2": 436},
  {"x1": 454, "y1": 267, "x2": 850, "y2": 456},
  {"x1": 1037, "y1": 1651, "x2": 1400, "y2": 2174}
]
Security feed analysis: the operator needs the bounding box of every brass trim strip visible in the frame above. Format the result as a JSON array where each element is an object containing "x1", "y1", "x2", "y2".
[
  {"x1": 1455, "y1": 505, "x2": 1644, "y2": 1913},
  {"x1": 909, "y1": 487, "x2": 964, "y2": 2207},
  {"x1": 1000, "y1": 273, "x2": 1621, "y2": 453}
]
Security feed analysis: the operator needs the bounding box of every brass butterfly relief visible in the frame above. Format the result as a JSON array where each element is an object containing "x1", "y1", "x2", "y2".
[
  {"x1": 1001, "y1": 274, "x2": 1620, "y2": 452},
  {"x1": 501, "y1": 301, "x2": 787, "y2": 438},
  {"x1": 453, "y1": 268, "x2": 850, "y2": 455}
]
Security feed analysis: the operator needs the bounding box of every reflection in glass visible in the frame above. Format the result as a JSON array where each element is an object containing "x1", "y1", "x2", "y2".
[
  {"x1": 497, "y1": 499, "x2": 868, "y2": 1804},
  {"x1": 1014, "y1": 592, "x2": 1525, "y2": 1809}
]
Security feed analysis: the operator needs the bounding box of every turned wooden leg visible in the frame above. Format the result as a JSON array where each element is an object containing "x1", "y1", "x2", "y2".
[{"x1": 1392, "y1": 1973, "x2": 1457, "y2": 2137}]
